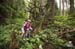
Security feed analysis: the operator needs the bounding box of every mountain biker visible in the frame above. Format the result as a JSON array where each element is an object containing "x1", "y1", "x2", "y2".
[{"x1": 22, "y1": 19, "x2": 33, "y2": 38}]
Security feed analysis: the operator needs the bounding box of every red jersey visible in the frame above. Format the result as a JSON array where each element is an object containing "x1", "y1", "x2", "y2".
[{"x1": 24, "y1": 21, "x2": 31, "y2": 31}]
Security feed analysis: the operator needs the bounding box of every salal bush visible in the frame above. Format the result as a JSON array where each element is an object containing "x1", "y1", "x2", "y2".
[{"x1": 19, "y1": 29, "x2": 67, "y2": 49}]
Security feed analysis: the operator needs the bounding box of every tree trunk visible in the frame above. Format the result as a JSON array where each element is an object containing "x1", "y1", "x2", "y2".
[
  {"x1": 44, "y1": 0, "x2": 55, "y2": 26},
  {"x1": 62, "y1": 0, "x2": 65, "y2": 16},
  {"x1": 59, "y1": 0, "x2": 62, "y2": 16},
  {"x1": 69, "y1": 0, "x2": 74, "y2": 15},
  {"x1": 48, "y1": 0, "x2": 55, "y2": 17},
  {"x1": 38, "y1": 0, "x2": 45, "y2": 31},
  {"x1": 65, "y1": 0, "x2": 68, "y2": 16}
]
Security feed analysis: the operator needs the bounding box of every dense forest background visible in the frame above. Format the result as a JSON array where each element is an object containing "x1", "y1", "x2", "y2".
[{"x1": 0, "y1": 0, "x2": 75, "y2": 49}]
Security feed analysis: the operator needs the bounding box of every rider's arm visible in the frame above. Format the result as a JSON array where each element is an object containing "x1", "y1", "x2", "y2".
[
  {"x1": 29, "y1": 27, "x2": 33, "y2": 30},
  {"x1": 23, "y1": 22, "x2": 27, "y2": 26}
]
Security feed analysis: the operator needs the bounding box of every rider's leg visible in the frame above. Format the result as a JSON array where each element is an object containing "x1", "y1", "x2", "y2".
[
  {"x1": 25, "y1": 30, "x2": 30, "y2": 37},
  {"x1": 22, "y1": 30, "x2": 27, "y2": 38},
  {"x1": 23, "y1": 29, "x2": 32, "y2": 38},
  {"x1": 27, "y1": 29, "x2": 32, "y2": 38}
]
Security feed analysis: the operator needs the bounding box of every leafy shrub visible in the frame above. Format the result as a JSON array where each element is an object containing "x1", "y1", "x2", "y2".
[
  {"x1": 18, "y1": 29, "x2": 67, "y2": 49},
  {"x1": 54, "y1": 16, "x2": 68, "y2": 26}
]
